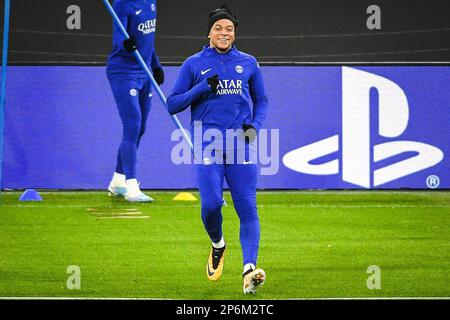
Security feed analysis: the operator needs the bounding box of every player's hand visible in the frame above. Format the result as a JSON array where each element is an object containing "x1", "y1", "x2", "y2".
[
  {"x1": 242, "y1": 123, "x2": 257, "y2": 143},
  {"x1": 207, "y1": 74, "x2": 219, "y2": 93},
  {"x1": 153, "y1": 67, "x2": 165, "y2": 85},
  {"x1": 123, "y1": 36, "x2": 137, "y2": 52}
]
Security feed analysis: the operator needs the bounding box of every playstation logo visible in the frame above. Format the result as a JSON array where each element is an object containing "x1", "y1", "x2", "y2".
[{"x1": 283, "y1": 67, "x2": 444, "y2": 188}]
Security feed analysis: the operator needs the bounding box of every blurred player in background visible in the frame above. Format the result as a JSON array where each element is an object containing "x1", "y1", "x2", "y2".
[
  {"x1": 167, "y1": 5, "x2": 269, "y2": 294},
  {"x1": 106, "y1": 0, "x2": 164, "y2": 202}
]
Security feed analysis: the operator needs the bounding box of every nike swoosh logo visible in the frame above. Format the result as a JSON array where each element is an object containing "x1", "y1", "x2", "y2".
[
  {"x1": 207, "y1": 263, "x2": 215, "y2": 277},
  {"x1": 243, "y1": 161, "x2": 255, "y2": 165},
  {"x1": 201, "y1": 68, "x2": 212, "y2": 75},
  {"x1": 136, "y1": 10, "x2": 142, "y2": 15}
]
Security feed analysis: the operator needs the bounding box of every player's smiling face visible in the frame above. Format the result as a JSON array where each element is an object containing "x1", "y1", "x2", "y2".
[{"x1": 209, "y1": 19, "x2": 235, "y2": 52}]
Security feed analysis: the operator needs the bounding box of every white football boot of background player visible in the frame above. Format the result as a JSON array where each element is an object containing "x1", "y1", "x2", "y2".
[
  {"x1": 108, "y1": 172, "x2": 127, "y2": 196},
  {"x1": 124, "y1": 179, "x2": 153, "y2": 202}
]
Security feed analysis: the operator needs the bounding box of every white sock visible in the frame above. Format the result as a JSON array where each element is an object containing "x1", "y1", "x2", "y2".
[
  {"x1": 126, "y1": 179, "x2": 140, "y2": 193},
  {"x1": 243, "y1": 263, "x2": 255, "y2": 274},
  {"x1": 212, "y1": 236, "x2": 225, "y2": 249},
  {"x1": 111, "y1": 172, "x2": 126, "y2": 185}
]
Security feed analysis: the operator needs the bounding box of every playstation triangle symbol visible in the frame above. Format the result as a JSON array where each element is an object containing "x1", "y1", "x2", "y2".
[{"x1": 19, "y1": 189, "x2": 43, "y2": 201}]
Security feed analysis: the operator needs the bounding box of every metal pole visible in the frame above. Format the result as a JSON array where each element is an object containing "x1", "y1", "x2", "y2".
[{"x1": 0, "y1": 0, "x2": 11, "y2": 191}]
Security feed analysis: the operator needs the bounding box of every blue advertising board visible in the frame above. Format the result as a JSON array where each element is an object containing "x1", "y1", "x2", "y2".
[{"x1": 2, "y1": 66, "x2": 448, "y2": 189}]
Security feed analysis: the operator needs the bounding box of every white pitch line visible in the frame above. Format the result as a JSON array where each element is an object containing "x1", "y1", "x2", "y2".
[
  {"x1": 0, "y1": 204, "x2": 201, "y2": 208},
  {"x1": 258, "y1": 204, "x2": 450, "y2": 209},
  {"x1": 0, "y1": 297, "x2": 170, "y2": 300},
  {"x1": 0, "y1": 296, "x2": 448, "y2": 300},
  {"x1": 97, "y1": 216, "x2": 149, "y2": 219},
  {"x1": 87, "y1": 208, "x2": 139, "y2": 212},
  {"x1": 287, "y1": 297, "x2": 450, "y2": 300},
  {"x1": 1, "y1": 204, "x2": 448, "y2": 209},
  {"x1": 91, "y1": 212, "x2": 143, "y2": 216}
]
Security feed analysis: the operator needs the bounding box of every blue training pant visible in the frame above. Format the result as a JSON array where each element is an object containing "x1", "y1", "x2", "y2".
[
  {"x1": 196, "y1": 149, "x2": 260, "y2": 267},
  {"x1": 107, "y1": 72, "x2": 152, "y2": 179}
]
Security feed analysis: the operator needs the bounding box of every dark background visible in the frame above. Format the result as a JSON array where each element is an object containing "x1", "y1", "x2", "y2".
[{"x1": 1, "y1": 0, "x2": 450, "y2": 65}]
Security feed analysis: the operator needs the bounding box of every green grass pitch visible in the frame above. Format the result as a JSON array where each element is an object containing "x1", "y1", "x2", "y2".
[{"x1": 0, "y1": 190, "x2": 449, "y2": 299}]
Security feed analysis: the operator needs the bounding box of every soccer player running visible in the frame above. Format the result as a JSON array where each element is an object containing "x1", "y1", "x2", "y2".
[
  {"x1": 167, "y1": 5, "x2": 269, "y2": 294},
  {"x1": 106, "y1": 0, "x2": 164, "y2": 202}
]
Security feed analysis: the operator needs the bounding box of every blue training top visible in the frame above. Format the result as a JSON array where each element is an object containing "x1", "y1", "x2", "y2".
[
  {"x1": 107, "y1": 0, "x2": 161, "y2": 73},
  {"x1": 167, "y1": 46, "x2": 269, "y2": 137}
]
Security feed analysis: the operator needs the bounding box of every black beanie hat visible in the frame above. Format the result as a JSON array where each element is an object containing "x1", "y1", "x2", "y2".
[{"x1": 207, "y1": 4, "x2": 239, "y2": 35}]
